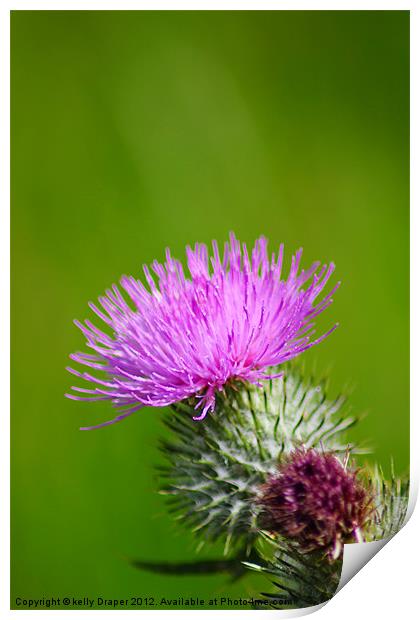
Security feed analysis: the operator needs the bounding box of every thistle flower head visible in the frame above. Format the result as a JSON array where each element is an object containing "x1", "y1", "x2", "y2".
[
  {"x1": 66, "y1": 233, "x2": 339, "y2": 429},
  {"x1": 259, "y1": 448, "x2": 374, "y2": 560}
]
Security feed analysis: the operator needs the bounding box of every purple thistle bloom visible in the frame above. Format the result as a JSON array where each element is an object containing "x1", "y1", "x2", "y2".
[
  {"x1": 66, "y1": 233, "x2": 339, "y2": 429},
  {"x1": 259, "y1": 448, "x2": 374, "y2": 560}
]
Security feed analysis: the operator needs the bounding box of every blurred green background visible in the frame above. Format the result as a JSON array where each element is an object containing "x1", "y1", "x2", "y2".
[{"x1": 11, "y1": 10, "x2": 409, "y2": 610}]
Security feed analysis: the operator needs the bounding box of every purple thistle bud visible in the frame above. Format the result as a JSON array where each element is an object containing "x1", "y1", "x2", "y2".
[
  {"x1": 66, "y1": 233, "x2": 339, "y2": 430},
  {"x1": 259, "y1": 448, "x2": 374, "y2": 561}
]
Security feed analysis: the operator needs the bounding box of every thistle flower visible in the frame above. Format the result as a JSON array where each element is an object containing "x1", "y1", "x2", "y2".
[
  {"x1": 66, "y1": 233, "x2": 339, "y2": 429},
  {"x1": 259, "y1": 448, "x2": 374, "y2": 560}
]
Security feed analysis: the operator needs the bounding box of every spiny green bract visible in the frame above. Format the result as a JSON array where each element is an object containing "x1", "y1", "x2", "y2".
[
  {"x1": 159, "y1": 365, "x2": 359, "y2": 553},
  {"x1": 367, "y1": 464, "x2": 409, "y2": 541},
  {"x1": 243, "y1": 532, "x2": 341, "y2": 608}
]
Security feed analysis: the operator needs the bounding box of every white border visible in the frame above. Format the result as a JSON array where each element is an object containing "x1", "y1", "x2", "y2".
[
  {"x1": 1, "y1": 2, "x2": 11, "y2": 619},
  {"x1": 1, "y1": 2, "x2": 415, "y2": 9},
  {"x1": 2, "y1": 3, "x2": 417, "y2": 619}
]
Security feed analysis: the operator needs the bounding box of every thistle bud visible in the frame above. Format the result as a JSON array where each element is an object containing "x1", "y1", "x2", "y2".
[{"x1": 259, "y1": 448, "x2": 374, "y2": 560}]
